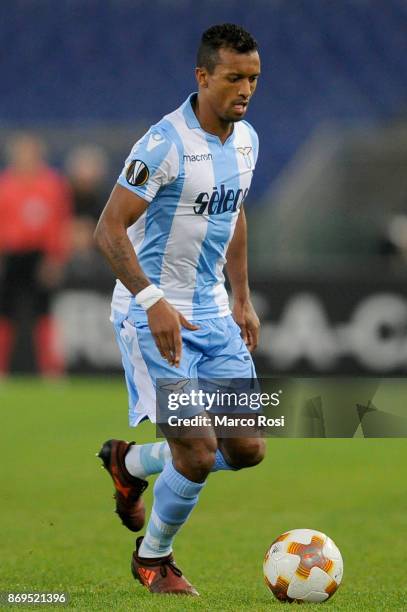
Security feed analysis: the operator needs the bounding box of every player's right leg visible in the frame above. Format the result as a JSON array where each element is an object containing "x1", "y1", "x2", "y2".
[
  {"x1": 98, "y1": 438, "x2": 149, "y2": 532},
  {"x1": 97, "y1": 315, "x2": 158, "y2": 532},
  {"x1": 123, "y1": 436, "x2": 238, "y2": 478},
  {"x1": 98, "y1": 314, "x2": 205, "y2": 532}
]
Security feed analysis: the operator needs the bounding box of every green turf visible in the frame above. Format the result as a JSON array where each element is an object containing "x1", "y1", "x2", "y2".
[{"x1": 1, "y1": 378, "x2": 406, "y2": 611}]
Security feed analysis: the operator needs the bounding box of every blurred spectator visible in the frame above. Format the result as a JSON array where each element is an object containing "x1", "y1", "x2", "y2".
[
  {"x1": 62, "y1": 145, "x2": 113, "y2": 290},
  {"x1": 65, "y1": 145, "x2": 109, "y2": 222},
  {"x1": 62, "y1": 216, "x2": 114, "y2": 290},
  {"x1": 0, "y1": 133, "x2": 72, "y2": 376}
]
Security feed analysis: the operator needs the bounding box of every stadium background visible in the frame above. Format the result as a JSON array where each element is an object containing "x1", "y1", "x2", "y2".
[
  {"x1": 1, "y1": 3, "x2": 407, "y2": 610},
  {"x1": 2, "y1": 0, "x2": 407, "y2": 376}
]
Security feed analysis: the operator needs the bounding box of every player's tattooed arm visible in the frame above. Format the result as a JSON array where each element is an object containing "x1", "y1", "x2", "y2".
[
  {"x1": 225, "y1": 205, "x2": 260, "y2": 352},
  {"x1": 94, "y1": 184, "x2": 151, "y2": 295},
  {"x1": 101, "y1": 233, "x2": 150, "y2": 294},
  {"x1": 95, "y1": 184, "x2": 199, "y2": 366}
]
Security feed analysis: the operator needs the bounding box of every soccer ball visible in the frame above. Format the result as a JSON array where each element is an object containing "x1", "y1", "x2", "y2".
[{"x1": 263, "y1": 529, "x2": 343, "y2": 603}]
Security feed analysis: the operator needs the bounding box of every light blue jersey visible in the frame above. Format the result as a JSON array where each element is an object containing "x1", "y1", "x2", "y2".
[
  {"x1": 112, "y1": 92, "x2": 259, "y2": 323},
  {"x1": 111, "y1": 93, "x2": 259, "y2": 426}
]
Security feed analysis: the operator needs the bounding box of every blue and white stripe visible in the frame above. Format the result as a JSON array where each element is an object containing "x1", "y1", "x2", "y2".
[{"x1": 112, "y1": 93, "x2": 258, "y2": 323}]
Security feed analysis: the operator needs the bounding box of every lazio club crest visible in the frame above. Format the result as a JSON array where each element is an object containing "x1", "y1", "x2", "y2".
[{"x1": 237, "y1": 146, "x2": 253, "y2": 169}]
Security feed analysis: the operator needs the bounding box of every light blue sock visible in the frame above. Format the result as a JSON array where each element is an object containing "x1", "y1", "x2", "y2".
[
  {"x1": 125, "y1": 441, "x2": 171, "y2": 478},
  {"x1": 126, "y1": 444, "x2": 235, "y2": 478},
  {"x1": 212, "y1": 448, "x2": 237, "y2": 471},
  {"x1": 138, "y1": 461, "x2": 205, "y2": 558}
]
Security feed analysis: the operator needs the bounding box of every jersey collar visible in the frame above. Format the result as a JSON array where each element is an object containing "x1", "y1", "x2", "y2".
[
  {"x1": 182, "y1": 92, "x2": 236, "y2": 145},
  {"x1": 182, "y1": 93, "x2": 201, "y2": 129}
]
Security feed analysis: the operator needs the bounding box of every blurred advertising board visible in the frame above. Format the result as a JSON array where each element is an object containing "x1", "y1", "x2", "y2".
[{"x1": 51, "y1": 275, "x2": 407, "y2": 375}]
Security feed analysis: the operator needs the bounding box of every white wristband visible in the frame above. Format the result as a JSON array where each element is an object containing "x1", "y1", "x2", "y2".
[{"x1": 135, "y1": 284, "x2": 164, "y2": 311}]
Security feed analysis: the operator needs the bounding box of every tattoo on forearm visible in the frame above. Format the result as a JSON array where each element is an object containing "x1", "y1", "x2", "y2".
[{"x1": 104, "y1": 234, "x2": 149, "y2": 293}]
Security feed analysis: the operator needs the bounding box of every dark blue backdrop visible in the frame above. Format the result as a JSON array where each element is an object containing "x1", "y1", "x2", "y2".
[{"x1": 2, "y1": 0, "x2": 406, "y2": 199}]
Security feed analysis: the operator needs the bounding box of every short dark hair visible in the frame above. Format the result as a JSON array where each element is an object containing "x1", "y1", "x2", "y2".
[{"x1": 197, "y1": 23, "x2": 258, "y2": 73}]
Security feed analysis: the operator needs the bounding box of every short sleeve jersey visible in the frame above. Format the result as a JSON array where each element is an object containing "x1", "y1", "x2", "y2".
[{"x1": 112, "y1": 93, "x2": 259, "y2": 323}]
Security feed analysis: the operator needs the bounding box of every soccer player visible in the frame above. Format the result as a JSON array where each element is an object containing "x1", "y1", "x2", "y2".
[{"x1": 95, "y1": 23, "x2": 264, "y2": 595}]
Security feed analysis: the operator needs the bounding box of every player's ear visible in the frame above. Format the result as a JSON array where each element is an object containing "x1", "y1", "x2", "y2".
[{"x1": 195, "y1": 66, "x2": 209, "y2": 88}]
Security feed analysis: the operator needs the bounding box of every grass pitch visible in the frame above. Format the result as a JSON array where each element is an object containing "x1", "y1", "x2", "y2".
[{"x1": 1, "y1": 378, "x2": 406, "y2": 611}]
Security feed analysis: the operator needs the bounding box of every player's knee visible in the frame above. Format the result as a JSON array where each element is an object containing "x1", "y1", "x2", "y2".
[
  {"x1": 172, "y1": 438, "x2": 217, "y2": 481},
  {"x1": 190, "y1": 449, "x2": 216, "y2": 477},
  {"x1": 224, "y1": 438, "x2": 266, "y2": 469},
  {"x1": 243, "y1": 438, "x2": 266, "y2": 467},
  {"x1": 174, "y1": 451, "x2": 216, "y2": 481}
]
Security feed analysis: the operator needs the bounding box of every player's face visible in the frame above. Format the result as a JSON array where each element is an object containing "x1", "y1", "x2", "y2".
[{"x1": 197, "y1": 48, "x2": 261, "y2": 122}]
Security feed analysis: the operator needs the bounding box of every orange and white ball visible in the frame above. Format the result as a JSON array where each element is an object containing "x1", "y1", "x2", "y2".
[{"x1": 263, "y1": 529, "x2": 343, "y2": 603}]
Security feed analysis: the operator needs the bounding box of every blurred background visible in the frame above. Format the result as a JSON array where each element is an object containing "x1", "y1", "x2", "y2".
[{"x1": 1, "y1": 0, "x2": 407, "y2": 376}]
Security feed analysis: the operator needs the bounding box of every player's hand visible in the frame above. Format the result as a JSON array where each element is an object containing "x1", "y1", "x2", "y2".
[
  {"x1": 232, "y1": 299, "x2": 260, "y2": 352},
  {"x1": 147, "y1": 299, "x2": 199, "y2": 367}
]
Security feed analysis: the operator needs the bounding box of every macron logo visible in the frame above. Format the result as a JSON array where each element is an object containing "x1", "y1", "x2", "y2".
[
  {"x1": 183, "y1": 153, "x2": 213, "y2": 163},
  {"x1": 146, "y1": 132, "x2": 165, "y2": 152}
]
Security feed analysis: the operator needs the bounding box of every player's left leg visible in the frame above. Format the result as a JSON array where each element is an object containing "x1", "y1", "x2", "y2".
[{"x1": 132, "y1": 427, "x2": 218, "y2": 595}]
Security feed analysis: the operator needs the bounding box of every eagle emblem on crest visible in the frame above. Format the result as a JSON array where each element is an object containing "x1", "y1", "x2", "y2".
[{"x1": 237, "y1": 146, "x2": 253, "y2": 169}]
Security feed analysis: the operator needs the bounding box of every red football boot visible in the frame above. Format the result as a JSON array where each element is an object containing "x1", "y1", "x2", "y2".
[
  {"x1": 98, "y1": 439, "x2": 148, "y2": 532},
  {"x1": 131, "y1": 536, "x2": 199, "y2": 596}
]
